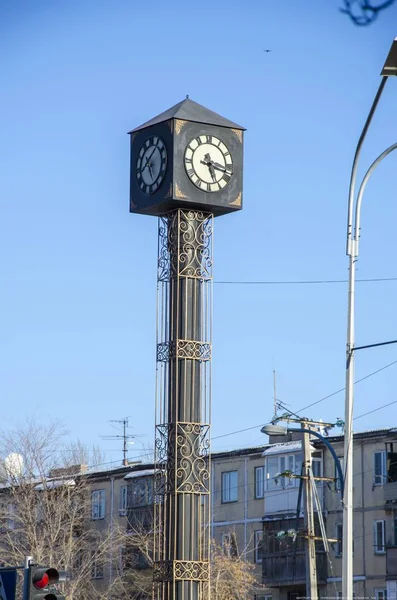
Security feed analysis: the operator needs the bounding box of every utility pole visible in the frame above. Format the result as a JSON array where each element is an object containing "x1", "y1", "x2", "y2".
[{"x1": 302, "y1": 420, "x2": 317, "y2": 600}]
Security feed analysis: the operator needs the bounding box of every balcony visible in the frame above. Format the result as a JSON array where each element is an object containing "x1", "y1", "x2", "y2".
[
  {"x1": 386, "y1": 547, "x2": 397, "y2": 577},
  {"x1": 384, "y1": 481, "x2": 397, "y2": 502},
  {"x1": 262, "y1": 552, "x2": 327, "y2": 587},
  {"x1": 127, "y1": 505, "x2": 154, "y2": 532}
]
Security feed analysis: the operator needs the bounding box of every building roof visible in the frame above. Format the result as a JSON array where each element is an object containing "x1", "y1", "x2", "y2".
[
  {"x1": 322, "y1": 427, "x2": 397, "y2": 443},
  {"x1": 124, "y1": 469, "x2": 156, "y2": 479},
  {"x1": 262, "y1": 441, "x2": 304, "y2": 456},
  {"x1": 129, "y1": 98, "x2": 245, "y2": 133},
  {"x1": 211, "y1": 445, "x2": 267, "y2": 460}
]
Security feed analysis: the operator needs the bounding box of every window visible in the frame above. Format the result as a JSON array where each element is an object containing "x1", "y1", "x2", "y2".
[
  {"x1": 255, "y1": 466, "x2": 265, "y2": 499},
  {"x1": 254, "y1": 530, "x2": 263, "y2": 563},
  {"x1": 335, "y1": 522, "x2": 343, "y2": 557},
  {"x1": 374, "y1": 451, "x2": 387, "y2": 485},
  {"x1": 221, "y1": 471, "x2": 238, "y2": 503},
  {"x1": 374, "y1": 519, "x2": 386, "y2": 554},
  {"x1": 375, "y1": 589, "x2": 387, "y2": 600},
  {"x1": 119, "y1": 485, "x2": 128, "y2": 515},
  {"x1": 221, "y1": 532, "x2": 237, "y2": 557},
  {"x1": 266, "y1": 456, "x2": 279, "y2": 491},
  {"x1": 265, "y1": 453, "x2": 303, "y2": 491},
  {"x1": 279, "y1": 455, "x2": 295, "y2": 488},
  {"x1": 312, "y1": 451, "x2": 323, "y2": 490},
  {"x1": 131, "y1": 477, "x2": 153, "y2": 507},
  {"x1": 91, "y1": 552, "x2": 103, "y2": 579},
  {"x1": 91, "y1": 490, "x2": 106, "y2": 520},
  {"x1": 221, "y1": 533, "x2": 231, "y2": 555},
  {"x1": 335, "y1": 457, "x2": 344, "y2": 491}
]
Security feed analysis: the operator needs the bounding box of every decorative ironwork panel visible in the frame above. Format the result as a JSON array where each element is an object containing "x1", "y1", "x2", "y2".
[
  {"x1": 157, "y1": 210, "x2": 213, "y2": 281},
  {"x1": 174, "y1": 423, "x2": 210, "y2": 493},
  {"x1": 174, "y1": 561, "x2": 209, "y2": 581},
  {"x1": 153, "y1": 560, "x2": 209, "y2": 582},
  {"x1": 177, "y1": 340, "x2": 211, "y2": 360},
  {"x1": 153, "y1": 561, "x2": 173, "y2": 582},
  {"x1": 155, "y1": 423, "x2": 210, "y2": 494},
  {"x1": 156, "y1": 340, "x2": 211, "y2": 362}
]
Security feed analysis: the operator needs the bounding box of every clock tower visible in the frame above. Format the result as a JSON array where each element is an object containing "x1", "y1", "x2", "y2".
[
  {"x1": 129, "y1": 97, "x2": 244, "y2": 216},
  {"x1": 128, "y1": 99, "x2": 245, "y2": 600}
]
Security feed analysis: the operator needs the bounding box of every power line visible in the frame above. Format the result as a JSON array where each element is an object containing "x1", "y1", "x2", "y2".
[
  {"x1": 214, "y1": 277, "x2": 397, "y2": 286},
  {"x1": 211, "y1": 359, "x2": 397, "y2": 443},
  {"x1": 354, "y1": 398, "x2": 397, "y2": 420}
]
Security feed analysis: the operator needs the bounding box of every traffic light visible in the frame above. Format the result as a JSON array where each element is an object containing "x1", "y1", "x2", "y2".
[{"x1": 28, "y1": 566, "x2": 65, "y2": 600}]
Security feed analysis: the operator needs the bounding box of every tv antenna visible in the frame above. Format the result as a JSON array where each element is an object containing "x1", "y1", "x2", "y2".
[{"x1": 100, "y1": 417, "x2": 144, "y2": 466}]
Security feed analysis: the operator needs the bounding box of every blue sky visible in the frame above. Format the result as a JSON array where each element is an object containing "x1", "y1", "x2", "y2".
[{"x1": 1, "y1": 1, "x2": 397, "y2": 464}]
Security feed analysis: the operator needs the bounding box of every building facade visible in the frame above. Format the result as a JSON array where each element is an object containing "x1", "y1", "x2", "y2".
[{"x1": 261, "y1": 427, "x2": 397, "y2": 600}]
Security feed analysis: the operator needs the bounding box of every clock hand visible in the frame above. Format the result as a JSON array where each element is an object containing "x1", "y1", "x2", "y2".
[
  {"x1": 146, "y1": 143, "x2": 159, "y2": 163},
  {"x1": 144, "y1": 157, "x2": 154, "y2": 180},
  {"x1": 142, "y1": 144, "x2": 159, "y2": 172},
  {"x1": 211, "y1": 161, "x2": 230, "y2": 173},
  {"x1": 201, "y1": 156, "x2": 216, "y2": 182}
]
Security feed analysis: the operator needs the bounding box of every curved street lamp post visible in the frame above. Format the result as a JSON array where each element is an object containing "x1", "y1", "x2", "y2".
[{"x1": 344, "y1": 37, "x2": 397, "y2": 600}]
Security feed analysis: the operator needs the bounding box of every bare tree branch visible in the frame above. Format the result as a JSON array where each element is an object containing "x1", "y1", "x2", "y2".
[{"x1": 340, "y1": 0, "x2": 396, "y2": 25}]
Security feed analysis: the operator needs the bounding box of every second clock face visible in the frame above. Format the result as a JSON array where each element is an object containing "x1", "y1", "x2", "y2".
[
  {"x1": 136, "y1": 136, "x2": 167, "y2": 195},
  {"x1": 184, "y1": 134, "x2": 233, "y2": 192}
]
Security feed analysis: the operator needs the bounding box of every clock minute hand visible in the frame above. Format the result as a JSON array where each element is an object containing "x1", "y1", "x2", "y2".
[{"x1": 211, "y1": 161, "x2": 228, "y2": 173}]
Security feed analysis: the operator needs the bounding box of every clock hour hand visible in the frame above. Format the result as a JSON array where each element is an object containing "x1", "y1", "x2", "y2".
[
  {"x1": 201, "y1": 154, "x2": 217, "y2": 182},
  {"x1": 144, "y1": 157, "x2": 154, "y2": 180}
]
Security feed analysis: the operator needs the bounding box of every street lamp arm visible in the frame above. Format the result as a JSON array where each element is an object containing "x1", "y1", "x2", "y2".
[
  {"x1": 346, "y1": 76, "x2": 388, "y2": 256},
  {"x1": 354, "y1": 141, "x2": 397, "y2": 250},
  {"x1": 287, "y1": 427, "x2": 344, "y2": 499}
]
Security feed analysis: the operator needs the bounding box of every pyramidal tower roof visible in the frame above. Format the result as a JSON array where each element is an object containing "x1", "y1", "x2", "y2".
[{"x1": 129, "y1": 98, "x2": 245, "y2": 133}]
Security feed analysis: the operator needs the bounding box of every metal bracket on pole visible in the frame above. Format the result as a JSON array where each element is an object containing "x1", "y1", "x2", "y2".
[{"x1": 22, "y1": 557, "x2": 32, "y2": 600}]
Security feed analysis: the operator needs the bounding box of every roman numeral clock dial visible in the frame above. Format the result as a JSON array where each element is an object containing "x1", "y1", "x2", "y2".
[
  {"x1": 184, "y1": 135, "x2": 233, "y2": 192},
  {"x1": 136, "y1": 136, "x2": 167, "y2": 195}
]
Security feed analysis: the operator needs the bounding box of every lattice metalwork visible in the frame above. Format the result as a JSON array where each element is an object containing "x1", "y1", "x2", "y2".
[
  {"x1": 154, "y1": 561, "x2": 210, "y2": 582},
  {"x1": 157, "y1": 341, "x2": 212, "y2": 362},
  {"x1": 154, "y1": 209, "x2": 213, "y2": 600}
]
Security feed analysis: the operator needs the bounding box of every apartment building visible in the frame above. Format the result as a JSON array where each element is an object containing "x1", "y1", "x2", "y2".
[
  {"x1": 261, "y1": 427, "x2": 397, "y2": 600},
  {"x1": 210, "y1": 445, "x2": 270, "y2": 597}
]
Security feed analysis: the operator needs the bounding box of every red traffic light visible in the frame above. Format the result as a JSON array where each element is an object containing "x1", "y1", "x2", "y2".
[{"x1": 32, "y1": 568, "x2": 60, "y2": 589}]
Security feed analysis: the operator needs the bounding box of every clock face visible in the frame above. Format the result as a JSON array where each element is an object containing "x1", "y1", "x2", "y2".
[
  {"x1": 136, "y1": 136, "x2": 167, "y2": 194},
  {"x1": 184, "y1": 134, "x2": 233, "y2": 192}
]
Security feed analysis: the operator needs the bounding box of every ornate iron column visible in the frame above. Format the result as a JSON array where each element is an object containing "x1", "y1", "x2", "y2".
[{"x1": 154, "y1": 209, "x2": 212, "y2": 600}]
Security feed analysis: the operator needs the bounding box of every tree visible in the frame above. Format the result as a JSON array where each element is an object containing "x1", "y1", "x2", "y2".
[
  {"x1": 124, "y1": 512, "x2": 258, "y2": 600},
  {"x1": 210, "y1": 536, "x2": 258, "y2": 600},
  {"x1": 0, "y1": 419, "x2": 130, "y2": 600}
]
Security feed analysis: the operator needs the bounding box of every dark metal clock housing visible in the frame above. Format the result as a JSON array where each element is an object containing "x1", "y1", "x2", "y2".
[{"x1": 128, "y1": 98, "x2": 245, "y2": 217}]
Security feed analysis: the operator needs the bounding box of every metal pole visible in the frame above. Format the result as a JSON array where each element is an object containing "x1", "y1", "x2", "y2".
[
  {"x1": 154, "y1": 209, "x2": 212, "y2": 600},
  {"x1": 343, "y1": 250, "x2": 355, "y2": 600},
  {"x1": 302, "y1": 422, "x2": 317, "y2": 600},
  {"x1": 22, "y1": 556, "x2": 32, "y2": 600},
  {"x1": 343, "y1": 76, "x2": 389, "y2": 600}
]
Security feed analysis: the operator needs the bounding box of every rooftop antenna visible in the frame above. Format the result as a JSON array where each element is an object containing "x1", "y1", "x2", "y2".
[
  {"x1": 273, "y1": 369, "x2": 277, "y2": 420},
  {"x1": 100, "y1": 417, "x2": 144, "y2": 466}
]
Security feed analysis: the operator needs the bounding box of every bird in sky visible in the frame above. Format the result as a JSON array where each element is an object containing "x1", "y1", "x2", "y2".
[{"x1": 263, "y1": 49, "x2": 271, "y2": 52}]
